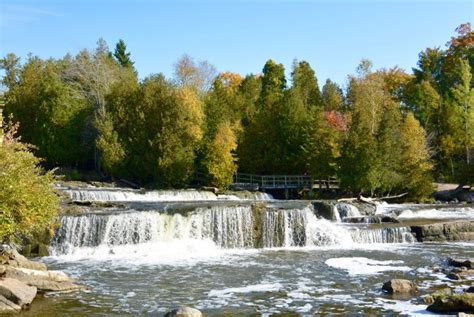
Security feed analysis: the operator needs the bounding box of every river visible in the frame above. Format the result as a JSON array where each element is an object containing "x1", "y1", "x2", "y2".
[{"x1": 21, "y1": 187, "x2": 474, "y2": 316}]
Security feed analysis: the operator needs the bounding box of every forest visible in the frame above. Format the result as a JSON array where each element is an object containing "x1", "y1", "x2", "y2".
[{"x1": 1, "y1": 23, "x2": 473, "y2": 200}]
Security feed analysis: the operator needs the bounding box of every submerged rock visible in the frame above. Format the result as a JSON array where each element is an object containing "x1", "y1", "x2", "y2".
[
  {"x1": 426, "y1": 293, "x2": 474, "y2": 313},
  {"x1": 382, "y1": 279, "x2": 418, "y2": 294},
  {"x1": 0, "y1": 278, "x2": 37, "y2": 308},
  {"x1": 165, "y1": 306, "x2": 203, "y2": 317}
]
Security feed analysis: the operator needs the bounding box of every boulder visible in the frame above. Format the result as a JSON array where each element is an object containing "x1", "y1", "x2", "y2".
[
  {"x1": 382, "y1": 279, "x2": 418, "y2": 294},
  {"x1": 165, "y1": 306, "x2": 203, "y2": 317},
  {"x1": 466, "y1": 286, "x2": 474, "y2": 293},
  {"x1": 0, "y1": 278, "x2": 37, "y2": 307},
  {"x1": 449, "y1": 258, "x2": 473, "y2": 269},
  {"x1": 427, "y1": 293, "x2": 474, "y2": 313},
  {"x1": 0, "y1": 295, "x2": 21, "y2": 313},
  {"x1": 423, "y1": 287, "x2": 453, "y2": 304}
]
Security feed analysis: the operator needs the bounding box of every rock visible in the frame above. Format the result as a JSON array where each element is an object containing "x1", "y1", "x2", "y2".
[
  {"x1": 427, "y1": 293, "x2": 474, "y2": 313},
  {"x1": 411, "y1": 221, "x2": 474, "y2": 242},
  {"x1": 449, "y1": 258, "x2": 473, "y2": 269},
  {"x1": 433, "y1": 185, "x2": 473, "y2": 203},
  {"x1": 447, "y1": 272, "x2": 463, "y2": 280},
  {"x1": 467, "y1": 286, "x2": 474, "y2": 293},
  {"x1": 3, "y1": 267, "x2": 81, "y2": 292},
  {"x1": 0, "y1": 278, "x2": 37, "y2": 307},
  {"x1": 0, "y1": 265, "x2": 5, "y2": 275},
  {"x1": 0, "y1": 295, "x2": 21, "y2": 313},
  {"x1": 423, "y1": 288, "x2": 453, "y2": 304},
  {"x1": 165, "y1": 306, "x2": 203, "y2": 317},
  {"x1": 382, "y1": 279, "x2": 418, "y2": 294},
  {"x1": 0, "y1": 245, "x2": 47, "y2": 271}
]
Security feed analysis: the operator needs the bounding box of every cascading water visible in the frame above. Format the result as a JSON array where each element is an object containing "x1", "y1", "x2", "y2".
[
  {"x1": 63, "y1": 188, "x2": 219, "y2": 202},
  {"x1": 63, "y1": 187, "x2": 274, "y2": 202},
  {"x1": 51, "y1": 206, "x2": 415, "y2": 257},
  {"x1": 336, "y1": 203, "x2": 362, "y2": 221},
  {"x1": 350, "y1": 227, "x2": 416, "y2": 244}
]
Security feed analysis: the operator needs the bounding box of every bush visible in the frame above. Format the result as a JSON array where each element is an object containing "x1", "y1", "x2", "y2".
[{"x1": 0, "y1": 141, "x2": 59, "y2": 244}]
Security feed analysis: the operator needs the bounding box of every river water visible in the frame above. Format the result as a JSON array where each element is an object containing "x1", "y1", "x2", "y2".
[{"x1": 21, "y1": 187, "x2": 474, "y2": 316}]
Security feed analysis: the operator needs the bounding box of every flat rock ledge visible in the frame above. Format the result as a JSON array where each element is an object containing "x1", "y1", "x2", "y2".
[
  {"x1": 410, "y1": 220, "x2": 474, "y2": 242},
  {"x1": 0, "y1": 245, "x2": 83, "y2": 314}
]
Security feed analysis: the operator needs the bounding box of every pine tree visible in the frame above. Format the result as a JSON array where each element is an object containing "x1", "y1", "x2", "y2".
[{"x1": 113, "y1": 39, "x2": 134, "y2": 67}]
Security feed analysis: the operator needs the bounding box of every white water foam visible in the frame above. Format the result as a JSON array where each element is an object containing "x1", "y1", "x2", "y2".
[
  {"x1": 63, "y1": 187, "x2": 274, "y2": 202},
  {"x1": 397, "y1": 207, "x2": 474, "y2": 220},
  {"x1": 64, "y1": 188, "x2": 218, "y2": 202},
  {"x1": 208, "y1": 283, "x2": 283, "y2": 297},
  {"x1": 324, "y1": 257, "x2": 411, "y2": 275}
]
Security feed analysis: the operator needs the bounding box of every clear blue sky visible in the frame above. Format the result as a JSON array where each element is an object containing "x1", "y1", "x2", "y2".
[{"x1": 0, "y1": 0, "x2": 472, "y2": 86}]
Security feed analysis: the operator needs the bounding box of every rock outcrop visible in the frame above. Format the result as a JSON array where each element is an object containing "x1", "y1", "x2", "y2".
[
  {"x1": 426, "y1": 293, "x2": 474, "y2": 313},
  {"x1": 0, "y1": 245, "x2": 82, "y2": 314},
  {"x1": 411, "y1": 221, "x2": 474, "y2": 242},
  {"x1": 382, "y1": 279, "x2": 418, "y2": 294}
]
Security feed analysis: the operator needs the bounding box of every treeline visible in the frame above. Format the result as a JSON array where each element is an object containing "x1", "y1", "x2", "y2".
[{"x1": 1, "y1": 25, "x2": 472, "y2": 199}]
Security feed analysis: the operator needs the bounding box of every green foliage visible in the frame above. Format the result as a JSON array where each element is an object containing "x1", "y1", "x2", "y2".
[
  {"x1": 322, "y1": 79, "x2": 343, "y2": 111},
  {"x1": 113, "y1": 39, "x2": 134, "y2": 67},
  {"x1": 0, "y1": 141, "x2": 59, "y2": 243},
  {"x1": 203, "y1": 122, "x2": 238, "y2": 188},
  {"x1": 2, "y1": 25, "x2": 470, "y2": 198},
  {"x1": 399, "y1": 113, "x2": 434, "y2": 199}
]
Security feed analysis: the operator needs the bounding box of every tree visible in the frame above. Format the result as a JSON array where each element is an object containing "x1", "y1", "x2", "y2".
[
  {"x1": 203, "y1": 122, "x2": 238, "y2": 188},
  {"x1": 399, "y1": 113, "x2": 433, "y2": 199},
  {"x1": 113, "y1": 39, "x2": 134, "y2": 67},
  {"x1": 340, "y1": 61, "x2": 397, "y2": 195},
  {"x1": 291, "y1": 60, "x2": 321, "y2": 109},
  {"x1": 174, "y1": 54, "x2": 217, "y2": 93},
  {"x1": 321, "y1": 79, "x2": 343, "y2": 111},
  {"x1": 0, "y1": 125, "x2": 58, "y2": 244}
]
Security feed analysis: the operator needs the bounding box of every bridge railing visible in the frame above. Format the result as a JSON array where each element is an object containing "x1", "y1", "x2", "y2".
[
  {"x1": 234, "y1": 173, "x2": 313, "y2": 189},
  {"x1": 234, "y1": 173, "x2": 340, "y2": 190}
]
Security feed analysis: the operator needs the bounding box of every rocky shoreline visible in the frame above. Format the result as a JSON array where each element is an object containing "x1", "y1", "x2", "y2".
[
  {"x1": 381, "y1": 258, "x2": 474, "y2": 314},
  {"x1": 0, "y1": 245, "x2": 82, "y2": 314}
]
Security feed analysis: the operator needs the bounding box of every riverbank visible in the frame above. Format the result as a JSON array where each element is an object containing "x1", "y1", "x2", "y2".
[{"x1": 0, "y1": 245, "x2": 82, "y2": 314}]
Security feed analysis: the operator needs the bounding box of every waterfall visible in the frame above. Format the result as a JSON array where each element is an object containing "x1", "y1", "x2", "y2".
[
  {"x1": 63, "y1": 188, "x2": 219, "y2": 202},
  {"x1": 336, "y1": 203, "x2": 362, "y2": 221},
  {"x1": 51, "y1": 205, "x2": 415, "y2": 256},
  {"x1": 63, "y1": 187, "x2": 274, "y2": 202},
  {"x1": 351, "y1": 227, "x2": 415, "y2": 244}
]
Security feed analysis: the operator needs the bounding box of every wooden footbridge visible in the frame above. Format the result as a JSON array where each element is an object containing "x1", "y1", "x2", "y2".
[{"x1": 233, "y1": 173, "x2": 339, "y2": 191}]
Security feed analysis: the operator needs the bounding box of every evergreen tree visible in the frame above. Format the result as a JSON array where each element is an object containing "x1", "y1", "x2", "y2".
[
  {"x1": 321, "y1": 79, "x2": 343, "y2": 111},
  {"x1": 291, "y1": 60, "x2": 321, "y2": 109},
  {"x1": 113, "y1": 39, "x2": 134, "y2": 67}
]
